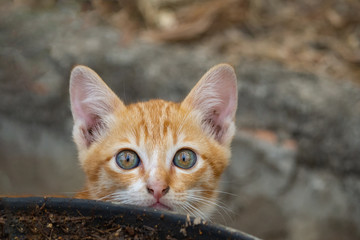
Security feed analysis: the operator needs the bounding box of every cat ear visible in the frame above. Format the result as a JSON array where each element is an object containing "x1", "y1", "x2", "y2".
[
  {"x1": 69, "y1": 65, "x2": 125, "y2": 148},
  {"x1": 182, "y1": 64, "x2": 238, "y2": 145}
]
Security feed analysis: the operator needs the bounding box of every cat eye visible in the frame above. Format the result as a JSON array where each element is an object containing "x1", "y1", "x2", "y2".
[
  {"x1": 116, "y1": 150, "x2": 140, "y2": 170},
  {"x1": 173, "y1": 149, "x2": 197, "y2": 169}
]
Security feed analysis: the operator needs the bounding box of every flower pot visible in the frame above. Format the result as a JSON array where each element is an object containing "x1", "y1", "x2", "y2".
[{"x1": 0, "y1": 197, "x2": 258, "y2": 239}]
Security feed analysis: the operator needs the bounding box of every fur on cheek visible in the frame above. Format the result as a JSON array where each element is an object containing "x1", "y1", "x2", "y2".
[
  {"x1": 170, "y1": 164, "x2": 215, "y2": 193},
  {"x1": 102, "y1": 164, "x2": 140, "y2": 189}
]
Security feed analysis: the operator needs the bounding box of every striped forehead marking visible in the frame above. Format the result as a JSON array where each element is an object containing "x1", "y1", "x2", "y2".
[{"x1": 131, "y1": 101, "x2": 179, "y2": 144}]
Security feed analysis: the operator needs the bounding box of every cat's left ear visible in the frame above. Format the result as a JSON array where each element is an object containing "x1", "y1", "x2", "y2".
[{"x1": 182, "y1": 64, "x2": 238, "y2": 145}]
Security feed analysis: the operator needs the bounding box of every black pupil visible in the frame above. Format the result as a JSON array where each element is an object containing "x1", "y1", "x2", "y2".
[
  {"x1": 126, "y1": 154, "x2": 131, "y2": 162},
  {"x1": 182, "y1": 153, "x2": 187, "y2": 162}
]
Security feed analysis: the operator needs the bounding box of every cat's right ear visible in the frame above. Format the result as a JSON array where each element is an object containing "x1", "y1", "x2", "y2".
[{"x1": 69, "y1": 65, "x2": 125, "y2": 149}]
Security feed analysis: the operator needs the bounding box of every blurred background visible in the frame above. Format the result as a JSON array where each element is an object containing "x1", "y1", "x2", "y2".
[{"x1": 1, "y1": 0, "x2": 360, "y2": 239}]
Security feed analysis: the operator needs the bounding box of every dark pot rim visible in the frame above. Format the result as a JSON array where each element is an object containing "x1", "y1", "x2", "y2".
[{"x1": 0, "y1": 197, "x2": 259, "y2": 239}]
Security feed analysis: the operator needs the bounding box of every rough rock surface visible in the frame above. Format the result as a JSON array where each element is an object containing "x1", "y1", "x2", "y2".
[{"x1": 0, "y1": 2, "x2": 359, "y2": 240}]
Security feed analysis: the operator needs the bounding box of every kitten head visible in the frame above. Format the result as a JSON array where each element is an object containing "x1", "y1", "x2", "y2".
[{"x1": 69, "y1": 64, "x2": 237, "y2": 219}]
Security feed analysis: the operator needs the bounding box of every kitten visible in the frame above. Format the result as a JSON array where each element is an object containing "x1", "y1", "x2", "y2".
[{"x1": 69, "y1": 64, "x2": 238, "y2": 219}]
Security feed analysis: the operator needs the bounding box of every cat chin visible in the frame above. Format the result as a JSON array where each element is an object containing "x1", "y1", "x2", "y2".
[
  {"x1": 149, "y1": 202, "x2": 172, "y2": 211},
  {"x1": 107, "y1": 198, "x2": 173, "y2": 211}
]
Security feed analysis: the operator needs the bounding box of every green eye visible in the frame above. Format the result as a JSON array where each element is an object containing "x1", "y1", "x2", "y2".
[
  {"x1": 116, "y1": 150, "x2": 140, "y2": 170},
  {"x1": 173, "y1": 149, "x2": 197, "y2": 169}
]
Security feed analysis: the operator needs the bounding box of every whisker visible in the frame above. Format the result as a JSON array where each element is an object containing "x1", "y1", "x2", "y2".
[
  {"x1": 98, "y1": 191, "x2": 132, "y2": 202},
  {"x1": 185, "y1": 192, "x2": 237, "y2": 223},
  {"x1": 190, "y1": 196, "x2": 224, "y2": 219},
  {"x1": 182, "y1": 202, "x2": 202, "y2": 219},
  {"x1": 187, "y1": 189, "x2": 239, "y2": 197},
  {"x1": 187, "y1": 196, "x2": 227, "y2": 214},
  {"x1": 176, "y1": 202, "x2": 193, "y2": 216},
  {"x1": 184, "y1": 191, "x2": 234, "y2": 209},
  {"x1": 183, "y1": 201, "x2": 209, "y2": 221},
  {"x1": 174, "y1": 190, "x2": 235, "y2": 221}
]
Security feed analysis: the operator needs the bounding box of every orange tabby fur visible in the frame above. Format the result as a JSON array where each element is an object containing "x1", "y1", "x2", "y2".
[{"x1": 70, "y1": 64, "x2": 237, "y2": 219}]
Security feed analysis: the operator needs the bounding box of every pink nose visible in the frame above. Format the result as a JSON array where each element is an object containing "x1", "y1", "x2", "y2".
[{"x1": 147, "y1": 182, "x2": 170, "y2": 200}]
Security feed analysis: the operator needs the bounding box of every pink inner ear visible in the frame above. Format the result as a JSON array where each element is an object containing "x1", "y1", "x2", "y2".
[
  {"x1": 203, "y1": 65, "x2": 237, "y2": 126},
  {"x1": 70, "y1": 76, "x2": 100, "y2": 146},
  {"x1": 73, "y1": 98, "x2": 97, "y2": 133},
  {"x1": 184, "y1": 64, "x2": 238, "y2": 143},
  {"x1": 214, "y1": 74, "x2": 237, "y2": 127},
  {"x1": 71, "y1": 83, "x2": 97, "y2": 130},
  {"x1": 70, "y1": 65, "x2": 120, "y2": 147}
]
